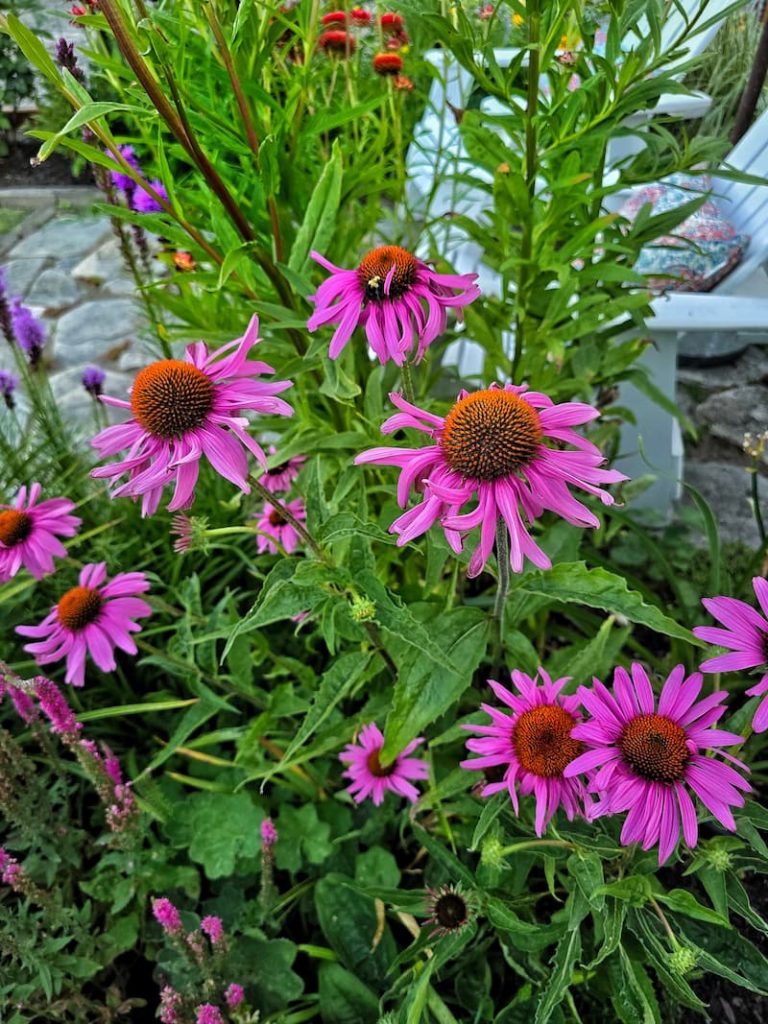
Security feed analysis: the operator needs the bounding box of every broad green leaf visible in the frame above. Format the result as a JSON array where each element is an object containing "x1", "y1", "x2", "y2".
[
  {"x1": 534, "y1": 927, "x2": 581, "y2": 1024},
  {"x1": 486, "y1": 898, "x2": 564, "y2": 953},
  {"x1": 180, "y1": 792, "x2": 263, "y2": 879},
  {"x1": 289, "y1": 139, "x2": 343, "y2": 276},
  {"x1": 516, "y1": 562, "x2": 699, "y2": 644},
  {"x1": 229, "y1": 936, "x2": 304, "y2": 1014},
  {"x1": 318, "y1": 963, "x2": 379, "y2": 1024},
  {"x1": 655, "y1": 888, "x2": 730, "y2": 927},
  {"x1": 315, "y1": 873, "x2": 395, "y2": 987},
  {"x1": 275, "y1": 804, "x2": 333, "y2": 872}
]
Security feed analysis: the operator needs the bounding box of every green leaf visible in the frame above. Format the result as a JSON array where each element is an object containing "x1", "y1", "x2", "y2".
[
  {"x1": 78, "y1": 698, "x2": 198, "y2": 722},
  {"x1": 355, "y1": 848, "x2": 400, "y2": 889},
  {"x1": 516, "y1": 562, "x2": 699, "y2": 644},
  {"x1": 584, "y1": 901, "x2": 626, "y2": 970},
  {"x1": 318, "y1": 963, "x2": 379, "y2": 1024},
  {"x1": 164, "y1": 792, "x2": 262, "y2": 878},
  {"x1": 382, "y1": 607, "x2": 490, "y2": 761},
  {"x1": 229, "y1": 936, "x2": 304, "y2": 1014},
  {"x1": 38, "y1": 102, "x2": 150, "y2": 161},
  {"x1": 5, "y1": 14, "x2": 63, "y2": 85},
  {"x1": 655, "y1": 888, "x2": 730, "y2": 927},
  {"x1": 315, "y1": 873, "x2": 395, "y2": 987},
  {"x1": 289, "y1": 138, "x2": 343, "y2": 277},
  {"x1": 534, "y1": 927, "x2": 581, "y2": 1024},
  {"x1": 275, "y1": 804, "x2": 333, "y2": 872},
  {"x1": 609, "y1": 947, "x2": 661, "y2": 1024},
  {"x1": 486, "y1": 898, "x2": 564, "y2": 953}
]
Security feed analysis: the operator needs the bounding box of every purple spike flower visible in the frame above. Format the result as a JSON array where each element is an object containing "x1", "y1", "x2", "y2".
[
  {"x1": 82, "y1": 366, "x2": 106, "y2": 398},
  {"x1": 0, "y1": 371, "x2": 18, "y2": 409},
  {"x1": 55, "y1": 38, "x2": 85, "y2": 82},
  {"x1": 35, "y1": 677, "x2": 81, "y2": 737},
  {"x1": 152, "y1": 896, "x2": 183, "y2": 934},
  {"x1": 10, "y1": 299, "x2": 46, "y2": 368},
  {"x1": 260, "y1": 817, "x2": 278, "y2": 848},
  {"x1": 225, "y1": 983, "x2": 244, "y2": 1008},
  {"x1": 110, "y1": 144, "x2": 141, "y2": 194},
  {"x1": 200, "y1": 915, "x2": 224, "y2": 945},
  {"x1": 132, "y1": 180, "x2": 169, "y2": 214}
]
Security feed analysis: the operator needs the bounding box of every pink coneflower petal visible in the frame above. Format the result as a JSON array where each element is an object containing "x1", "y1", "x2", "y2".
[
  {"x1": 565, "y1": 662, "x2": 750, "y2": 864},
  {"x1": 307, "y1": 246, "x2": 479, "y2": 365},
  {"x1": 339, "y1": 723, "x2": 428, "y2": 806},
  {"x1": 695, "y1": 577, "x2": 768, "y2": 732},
  {"x1": 91, "y1": 315, "x2": 293, "y2": 516},
  {"x1": 462, "y1": 669, "x2": 587, "y2": 835},
  {"x1": 0, "y1": 482, "x2": 81, "y2": 581},
  {"x1": 356, "y1": 384, "x2": 625, "y2": 577},
  {"x1": 16, "y1": 563, "x2": 152, "y2": 687}
]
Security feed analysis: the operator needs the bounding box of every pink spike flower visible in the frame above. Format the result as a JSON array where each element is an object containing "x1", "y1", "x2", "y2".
[
  {"x1": 0, "y1": 482, "x2": 80, "y2": 581},
  {"x1": 693, "y1": 577, "x2": 768, "y2": 733},
  {"x1": 461, "y1": 669, "x2": 588, "y2": 836},
  {"x1": 307, "y1": 246, "x2": 480, "y2": 365},
  {"x1": 91, "y1": 315, "x2": 293, "y2": 516},
  {"x1": 16, "y1": 562, "x2": 152, "y2": 687},
  {"x1": 339, "y1": 723, "x2": 429, "y2": 805},
  {"x1": 564, "y1": 663, "x2": 751, "y2": 864},
  {"x1": 355, "y1": 384, "x2": 625, "y2": 577},
  {"x1": 255, "y1": 498, "x2": 306, "y2": 555}
]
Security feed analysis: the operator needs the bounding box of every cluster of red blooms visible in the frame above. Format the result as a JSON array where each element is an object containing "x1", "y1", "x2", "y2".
[
  {"x1": 317, "y1": 8, "x2": 414, "y2": 90},
  {"x1": 70, "y1": 0, "x2": 98, "y2": 21}
]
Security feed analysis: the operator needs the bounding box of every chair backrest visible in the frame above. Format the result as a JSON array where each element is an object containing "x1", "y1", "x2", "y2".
[{"x1": 712, "y1": 107, "x2": 768, "y2": 289}]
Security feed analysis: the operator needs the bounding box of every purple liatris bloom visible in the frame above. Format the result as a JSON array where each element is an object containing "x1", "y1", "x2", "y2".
[
  {"x1": 195, "y1": 1005, "x2": 225, "y2": 1024},
  {"x1": 16, "y1": 562, "x2": 152, "y2": 687},
  {"x1": 82, "y1": 366, "x2": 106, "y2": 397},
  {"x1": 10, "y1": 298, "x2": 46, "y2": 367},
  {"x1": 564, "y1": 663, "x2": 751, "y2": 864},
  {"x1": 152, "y1": 896, "x2": 183, "y2": 934},
  {"x1": 159, "y1": 986, "x2": 182, "y2": 1024},
  {"x1": 256, "y1": 498, "x2": 306, "y2": 554},
  {"x1": 693, "y1": 577, "x2": 768, "y2": 733},
  {"x1": 259, "y1": 445, "x2": 306, "y2": 493},
  {"x1": 200, "y1": 915, "x2": 224, "y2": 945},
  {"x1": 5, "y1": 682, "x2": 38, "y2": 724},
  {"x1": 225, "y1": 983, "x2": 245, "y2": 1008},
  {"x1": 90, "y1": 315, "x2": 293, "y2": 517},
  {"x1": 0, "y1": 482, "x2": 81, "y2": 582},
  {"x1": 355, "y1": 384, "x2": 626, "y2": 577},
  {"x1": 339, "y1": 723, "x2": 428, "y2": 805},
  {"x1": 55, "y1": 37, "x2": 85, "y2": 82},
  {"x1": 0, "y1": 370, "x2": 17, "y2": 408},
  {"x1": 461, "y1": 669, "x2": 587, "y2": 836},
  {"x1": 132, "y1": 180, "x2": 169, "y2": 214},
  {"x1": 35, "y1": 677, "x2": 81, "y2": 736},
  {"x1": 261, "y1": 817, "x2": 278, "y2": 848},
  {"x1": 110, "y1": 144, "x2": 141, "y2": 193},
  {"x1": 307, "y1": 246, "x2": 480, "y2": 365}
]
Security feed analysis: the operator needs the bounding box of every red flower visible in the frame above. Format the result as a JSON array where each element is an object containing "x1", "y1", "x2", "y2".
[
  {"x1": 351, "y1": 7, "x2": 371, "y2": 24},
  {"x1": 173, "y1": 251, "x2": 196, "y2": 272},
  {"x1": 318, "y1": 29, "x2": 356, "y2": 55},
  {"x1": 380, "y1": 12, "x2": 404, "y2": 30},
  {"x1": 386, "y1": 32, "x2": 408, "y2": 48},
  {"x1": 373, "y1": 52, "x2": 404, "y2": 76},
  {"x1": 321, "y1": 11, "x2": 347, "y2": 24},
  {"x1": 70, "y1": 4, "x2": 87, "y2": 15}
]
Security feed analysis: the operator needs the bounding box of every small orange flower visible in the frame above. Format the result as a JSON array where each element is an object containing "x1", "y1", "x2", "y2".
[
  {"x1": 373, "y1": 52, "x2": 403, "y2": 76},
  {"x1": 394, "y1": 74, "x2": 414, "y2": 91},
  {"x1": 173, "y1": 251, "x2": 196, "y2": 272}
]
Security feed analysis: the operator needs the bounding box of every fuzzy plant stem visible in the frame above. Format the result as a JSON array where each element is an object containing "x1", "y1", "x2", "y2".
[
  {"x1": 401, "y1": 359, "x2": 416, "y2": 404},
  {"x1": 249, "y1": 475, "x2": 324, "y2": 559}
]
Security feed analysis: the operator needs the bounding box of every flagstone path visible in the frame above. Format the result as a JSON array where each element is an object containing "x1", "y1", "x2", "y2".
[{"x1": 0, "y1": 185, "x2": 765, "y2": 549}]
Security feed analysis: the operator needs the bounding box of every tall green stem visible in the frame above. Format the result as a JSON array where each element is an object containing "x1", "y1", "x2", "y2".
[{"x1": 401, "y1": 360, "x2": 416, "y2": 405}]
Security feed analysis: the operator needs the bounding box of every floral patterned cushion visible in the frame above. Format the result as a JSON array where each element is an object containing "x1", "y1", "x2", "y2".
[{"x1": 619, "y1": 173, "x2": 750, "y2": 292}]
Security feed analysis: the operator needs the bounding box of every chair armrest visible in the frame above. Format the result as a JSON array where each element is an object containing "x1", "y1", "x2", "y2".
[{"x1": 650, "y1": 292, "x2": 768, "y2": 333}]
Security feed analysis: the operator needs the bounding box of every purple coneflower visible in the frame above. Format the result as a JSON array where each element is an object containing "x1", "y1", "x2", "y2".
[
  {"x1": 10, "y1": 298, "x2": 46, "y2": 367},
  {"x1": 132, "y1": 180, "x2": 169, "y2": 214},
  {"x1": 0, "y1": 482, "x2": 81, "y2": 582},
  {"x1": 90, "y1": 315, "x2": 293, "y2": 516},
  {"x1": 0, "y1": 370, "x2": 17, "y2": 408},
  {"x1": 694, "y1": 577, "x2": 768, "y2": 732},
  {"x1": 339, "y1": 723, "x2": 428, "y2": 806},
  {"x1": 259, "y1": 445, "x2": 306, "y2": 493},
  {"x1": 425, "y1": 883, "x2": 474, "y2": 937},
  {"x1": 564, "y1": 663, "x2": 751, "y2": 864},
  {"x1": 16, "y1": 562, "x2": 152, "y2": 687},
  {"x1": 307, "y1": 246, "x2": 479, "y2": 365},
  {"x1": 256, "y1": 498, "x2": 305, "y2": 555},
  {"x1": 82, "y1": 366, "x2": 106, "y2": 398},
  {"x1": 462, "y1": 669, "x2": 587, "y2": 835},
  {"x1": 355, "y1": 384, "x2": 625, "y2": 577}
]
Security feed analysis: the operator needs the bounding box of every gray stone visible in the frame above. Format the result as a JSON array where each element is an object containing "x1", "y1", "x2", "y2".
[
  {"x1": 696, "y1": 385, "x2": 768, "y2": 464},
  {"x1": 4, "y1": 258, "x2": 48, "y2": 298},
  {"x1": 48, "y1": 367, "x2": 136, "y2": 430},
  {"x1": 53, "y1": 299, "x2": 143, "y2": 367},
  {"x1": 678, "y1": 345, "x2": 768, "y2": 393},
  {"x1": 72, "y1": 239, "x2": 136, "y2": 297},
  {"x1": 26, "y1": 269, "x2": 81, "y2": 312},
  {"x1": 681, "y1": 461, "x2": 763, "y2": 549},
  {"x1": 8, "y1": 215, "x2": 112, "y2": 261}
]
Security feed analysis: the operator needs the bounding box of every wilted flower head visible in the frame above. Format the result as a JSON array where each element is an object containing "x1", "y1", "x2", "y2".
[
  {"x1": 339, "y1": 723, "x2": 428, "y2": 805},
  {"x1": 91, "y1": 315, "x2": 293, "y2": 517},
  {"x1": 82, "y1": 365, "x2": 106, "y2": 397},
  {"x1": 693, "y1": 577, "x2": 768, "y2": 732},
  {"x1": 425, "y1": 883, "x2": 474, "y2": 937},
  {"x1": 10, "y1": 298, "x2": 46, "y2": 367},
  {"x1": 356, "y1": 384, "x2": 625, "y2": 576},
  {"x1": 307, "y1": 246, "x2": 479, "y2": 365}
]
